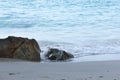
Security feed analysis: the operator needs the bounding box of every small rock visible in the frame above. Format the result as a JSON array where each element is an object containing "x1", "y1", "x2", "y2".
[
  {"x1": 9, "y1": 73, "x2": 15, "y2": 75},
  {"x1": 99, "y1": 76, "x2": 103, "y2": 78},
  {"x1": 45, "y1": 48, "x2": 74, "y2": 61}
]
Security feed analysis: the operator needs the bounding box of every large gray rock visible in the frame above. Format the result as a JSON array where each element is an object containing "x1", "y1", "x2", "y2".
[
  {"x1": 45, "y1": 48, "x2": 74, "y2": 61},
  {"x1": 0, "y1": 36, "x2": 41, "y2": 61}
]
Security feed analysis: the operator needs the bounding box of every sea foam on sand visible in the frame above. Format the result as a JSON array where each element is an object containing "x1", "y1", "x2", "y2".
[{"x1": 72, "y1": 54, "x2": 120, "y2": 62}]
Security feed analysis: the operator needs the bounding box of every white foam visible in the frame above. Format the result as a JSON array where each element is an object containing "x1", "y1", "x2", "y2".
[{"x1": 72, "y1": 54, "x2": 120, "y2": 62}]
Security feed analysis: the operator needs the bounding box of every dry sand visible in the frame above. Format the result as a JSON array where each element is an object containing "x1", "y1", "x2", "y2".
[{"x1": 0, "y1": 59, "x2": 120, "y2": 80}]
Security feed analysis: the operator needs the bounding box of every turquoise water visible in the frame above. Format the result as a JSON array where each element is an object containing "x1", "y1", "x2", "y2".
[
  {"x1": 0, "y1": 0, "x2": 119, "y2": 28},
  {"x1": 0, "y1": 0, "x2": 120, "y2": 61}
]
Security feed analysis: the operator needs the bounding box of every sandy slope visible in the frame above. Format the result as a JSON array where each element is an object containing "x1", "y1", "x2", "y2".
[{"x1": 0, "y1": 59, "x2": 120, "y2": 80}]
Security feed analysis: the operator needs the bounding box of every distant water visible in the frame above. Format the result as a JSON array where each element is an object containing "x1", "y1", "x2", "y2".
[{"x1": 0, "y1": 0, "x2": 120, "y2": 62}]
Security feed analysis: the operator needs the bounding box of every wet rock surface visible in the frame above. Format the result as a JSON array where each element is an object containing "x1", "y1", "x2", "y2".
[
  {"x1": 0, "y1": 36, "x2": 41, "y2": 61},
  {"x1": 45, "y1": 48, "x2": 74, "y2": 61}
]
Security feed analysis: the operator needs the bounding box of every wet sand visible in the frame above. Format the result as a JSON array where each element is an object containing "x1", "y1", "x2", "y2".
[{"x1": 0, "y1": 59, "x2": 120, "y2": 80}]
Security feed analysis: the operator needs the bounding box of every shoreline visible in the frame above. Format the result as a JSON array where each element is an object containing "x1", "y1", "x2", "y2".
[{"x1": 1, "y1": 53, "x2": 120, "y2": 63}]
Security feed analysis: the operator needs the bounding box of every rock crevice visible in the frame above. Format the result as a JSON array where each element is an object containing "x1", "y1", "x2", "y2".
[{"x1": 0, "y1": 36, "x2": 41, "y2": 61}]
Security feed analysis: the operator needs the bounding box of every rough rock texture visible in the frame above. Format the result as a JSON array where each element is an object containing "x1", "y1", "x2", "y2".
[
  {"x1": 0, "y1": 36, "x2": 41, "y2": 61},
  {"x1": 45, "y1": 48, "x2": 74, "y2": 61}
]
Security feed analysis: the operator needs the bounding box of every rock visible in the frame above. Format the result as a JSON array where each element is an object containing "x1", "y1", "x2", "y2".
[
  {"x1": 0, "y1": 36, "x2": 41, "y2": 61},
  {"x1": 45, "y1": 48, "x2": 74, "y2": 61}
]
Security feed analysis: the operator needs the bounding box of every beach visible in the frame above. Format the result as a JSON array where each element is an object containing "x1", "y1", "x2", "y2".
[
  {"x1": 0, "y1": 59, "x2": 120, "y2": 80},
  {"x1": 0, "y1": 0, "x2": 120, "y2": 80}
]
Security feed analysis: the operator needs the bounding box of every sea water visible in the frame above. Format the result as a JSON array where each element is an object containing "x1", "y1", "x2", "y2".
[{"x1": 0, "y1": 0, "x2": 120, "y2": 62}]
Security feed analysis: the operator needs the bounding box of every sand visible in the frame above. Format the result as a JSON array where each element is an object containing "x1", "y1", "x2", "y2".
[{"x1": 0, "y1": 59, "x2": 120, "y2": 80}]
